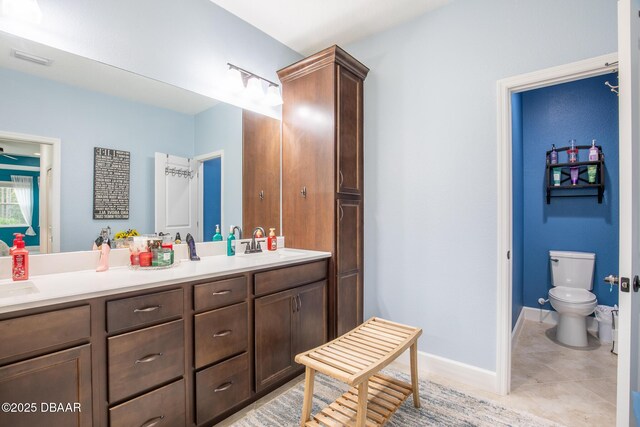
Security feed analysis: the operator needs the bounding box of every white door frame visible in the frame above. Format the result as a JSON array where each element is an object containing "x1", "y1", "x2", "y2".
[
  {"x1": 0, "y1": 130, "x2": 61, "y2": 253},
  {"x1": 194, "y1": 150, "x2": 224, "y2": 242},
  {"x1": 495, "y1": 53, "x2": 618, "y2": 396}
]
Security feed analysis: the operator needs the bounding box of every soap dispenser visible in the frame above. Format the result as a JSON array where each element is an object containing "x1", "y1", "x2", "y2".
[
  {"x1": 212, "y1": 224, "x2": 223, "y2": 241},
  {"x1": 11, "y1": 233, "x2": 29, "y2": 280}
]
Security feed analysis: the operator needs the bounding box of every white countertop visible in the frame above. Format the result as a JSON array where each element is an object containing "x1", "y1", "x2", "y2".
[{"x1": 0, "y1": 249, "x2": 331, "y2": 315}]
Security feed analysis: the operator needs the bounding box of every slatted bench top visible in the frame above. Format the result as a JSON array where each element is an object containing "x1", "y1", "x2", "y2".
[{"x1": 295, "y1": 317, "x2": 422, "y2": 387}]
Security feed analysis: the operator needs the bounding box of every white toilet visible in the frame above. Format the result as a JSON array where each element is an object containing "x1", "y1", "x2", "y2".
[{"x1": 548, "y1": 250, "x2": 598, "y2": 347}]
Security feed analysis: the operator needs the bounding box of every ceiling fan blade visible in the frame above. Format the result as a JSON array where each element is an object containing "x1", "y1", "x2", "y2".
[{"x1": 3, "y1": 154, "x2": 18, "y2": 160}]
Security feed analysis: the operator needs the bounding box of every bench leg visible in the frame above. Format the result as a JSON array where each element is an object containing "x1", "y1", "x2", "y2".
[
  {"x1": 356, "y1": 379, "x2": 368, "y2": 427},
  {"x1": 300, "y1": 367, "x2": 315, "y2": 426},
  {"x1": 410, "y1": 342, "x2": 420, "y2": 408}
]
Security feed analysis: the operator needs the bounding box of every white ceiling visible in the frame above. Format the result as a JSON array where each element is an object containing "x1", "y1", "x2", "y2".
[
  {"x1": 210, "y1": 0, "x2": 451, "y2": 55},
  {"x1": 0, "y1": 33, "x2": 218, "y2": 115}
]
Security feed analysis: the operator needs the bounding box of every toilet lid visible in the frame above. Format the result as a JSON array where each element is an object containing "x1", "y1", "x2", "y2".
[{"x1": 550, "y1": 286, "x2": 597, "y2": 303}]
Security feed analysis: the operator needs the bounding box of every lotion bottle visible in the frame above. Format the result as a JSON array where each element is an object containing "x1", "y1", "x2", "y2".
[{"x1": 11, "y1": 233, "x2": 29, "y2": 281}]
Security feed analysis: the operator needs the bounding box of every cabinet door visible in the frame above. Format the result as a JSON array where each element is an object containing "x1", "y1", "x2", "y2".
[
  {"x1": 254, "y1": 288, "x2": 297, "y2": 392},
  {"x1": 336, "y1": 198, "x2": 363, "y2": 334},
  {"x1": 0, "y1": 345, "x2": 92, "y2": 427},
  {"x1": 281, "y1": 64, "x2": 336, "y2": 251},
  {"x1": 336, "y1": 199, "x2": 362, "y2": 275},
  {"x1": 337, "y1": 273, "x2": 361, "y2": 336},
  {"x1": 336, "y1": 66, "x2": 363, "y2": 196},
  {"x1": 242, "y1": 110, "x2": 281, "y2": 233},
  {"x1": 294, "y1": 280, "x2": 328, "y2": 356}
]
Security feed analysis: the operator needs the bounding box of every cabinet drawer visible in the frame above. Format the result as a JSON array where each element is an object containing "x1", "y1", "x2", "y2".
[
  {"x1": 194, "y1": 276, "x2": 246, "y2": 311},
  {"x1": 0, "y1": 305, "x2": 90, "y2": 361},
  {"x1": 109, "y1": 379, "x2": 185, "y2": 427},
  {"x1": 196, "y1": 353, "x2": 250, "y2": 424},
  {"x1": 108, "y1": 320, "x2": 184, "y2": 403},
  {"x1": 107, "y1": 289, "x2": 183, "y2": 333},
  {"x1": 194, "y1": 302, "x2": 247, "y2": 369},
  {"x1": 254, "y1": 260, "x2": 327, "y2": 296}
]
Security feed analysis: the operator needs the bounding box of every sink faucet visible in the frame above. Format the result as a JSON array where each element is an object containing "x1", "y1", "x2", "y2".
[
  {"x1": 232, "y1": 225, "x2": 242, "y2": 240},
  {"x1": 250, "y1": 227, "x2": 265, "y2": 253}
]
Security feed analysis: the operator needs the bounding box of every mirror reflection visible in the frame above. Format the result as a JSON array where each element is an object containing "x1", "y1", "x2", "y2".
[{"x1": 0, "y1": 31, "x2": 280, "y2": 254}]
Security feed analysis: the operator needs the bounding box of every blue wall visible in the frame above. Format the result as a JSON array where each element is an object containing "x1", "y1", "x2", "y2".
[
  {"x1": 520, "y1": 74, "x2": 619, "y2": 309},
  {"x1": 194, "y1": 103, "x2": 243, "y2": 233},
  {"x1": 0, "y1": 67, "x2": 194, "y2": 251},
  {"x1": 203, "y1": 157, "x2": 222, "y2": 241},
  {"x1": 0, "y1": 156, "x2": 40, "y2": 247},
  {"x1": 512, "y1": 93, "x2": 524, "y2": 328},
  {"x1": 345, "y1": 0, "x2": 617, "y2": 370}
]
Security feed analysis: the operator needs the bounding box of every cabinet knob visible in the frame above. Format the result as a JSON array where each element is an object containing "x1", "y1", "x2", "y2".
[
  {"x1": 300, "y1": 186, "x2": 307, "y2": 198},
  {"x1": 259, "y1": 190, "x2": 264, "y2": 200}
]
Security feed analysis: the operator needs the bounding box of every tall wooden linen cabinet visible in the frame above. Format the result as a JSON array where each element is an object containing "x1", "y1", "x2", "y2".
[{"x1": 278, "y1": 46, "x2": 368, "y2": 338}]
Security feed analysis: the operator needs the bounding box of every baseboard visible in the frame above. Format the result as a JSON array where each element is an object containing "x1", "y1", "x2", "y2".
[
  {"x1": 522, "y1": 306, "x2": 598, "y2": 331},
  {"x1": 390, "y1": 349, "x2": 497, "y2": 394},
  {"x1": 511, "y1": 309, "x2": 525, "y2": 343}
]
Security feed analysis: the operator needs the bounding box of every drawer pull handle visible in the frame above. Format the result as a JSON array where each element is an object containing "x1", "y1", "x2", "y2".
[
  {"x1": 213, "y1": 330, "x2": 232, "y2": 337},
  {"x1": 212, "y1": 290, "x2": 231, "y2": 296},
  {"x1": 214, "y1": 381, "x2": 233, "y2": 392},
  {"x1": 135, "y1": 353, "x2": 163, "y2": 364},
  {"x1": 140, "y1": 415, "x2": 164, "y2": 427},
  {"x1": 133, "y1": 305, "x2": 162, "y2": 313}
]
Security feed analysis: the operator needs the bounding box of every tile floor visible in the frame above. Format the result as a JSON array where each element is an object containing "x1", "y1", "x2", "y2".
[
  {"x1": 220, "y1": 320, "x2": 617, "y2": 427},
  {"x1": 428, "y1": 320, "x2": 617, "y2": 427}
]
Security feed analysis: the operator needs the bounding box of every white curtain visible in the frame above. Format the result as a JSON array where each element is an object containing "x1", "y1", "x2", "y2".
[{"x1": 11, "y1": 175, "x2": 35, "y2": 236}]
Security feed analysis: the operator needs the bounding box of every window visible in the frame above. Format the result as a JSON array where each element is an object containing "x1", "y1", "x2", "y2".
[{"x1": 0, "y1": 182, "x2": 28, "y2": 227}]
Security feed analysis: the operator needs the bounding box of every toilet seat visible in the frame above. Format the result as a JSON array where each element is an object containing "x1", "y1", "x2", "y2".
[{"x1": 549, "y1": 286, "x2": 596, "y2": 304}]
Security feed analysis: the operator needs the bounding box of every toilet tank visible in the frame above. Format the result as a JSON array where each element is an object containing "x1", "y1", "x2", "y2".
[{"x1": 549, "y1": 251, "x2": 596, "y2": 290}]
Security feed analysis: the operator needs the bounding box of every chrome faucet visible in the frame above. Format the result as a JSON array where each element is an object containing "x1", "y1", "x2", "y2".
[{"x1": 250, "y1": 227, "x2": 265, "y2": 253}]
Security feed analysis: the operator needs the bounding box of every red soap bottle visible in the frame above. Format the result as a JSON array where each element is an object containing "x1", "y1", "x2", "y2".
[
  {"x1": 268, "y1": 228, "x2": 278, "y2": 251},
  {"x1": 11, "y1": 233, "x2": 29, "y2": 281}
]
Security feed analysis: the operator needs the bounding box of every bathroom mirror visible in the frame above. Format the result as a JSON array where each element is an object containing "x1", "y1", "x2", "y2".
[{"x1": 0, "y1": 31, "x2": 280, "y2": 253}]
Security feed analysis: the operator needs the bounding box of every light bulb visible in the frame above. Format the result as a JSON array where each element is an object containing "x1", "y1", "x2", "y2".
[
  {"x1": 265, "y1": 84, "x2": 283, "y2": 106},
  {"x1": 1, "y1": 0, "x2": 43, "y2": 24},
  {"x1": 225, "y1": 67, "x2": 245, "y2": 94},
  {"x1": 245, "y1": 76, "x2": 264, "y2": 101}
]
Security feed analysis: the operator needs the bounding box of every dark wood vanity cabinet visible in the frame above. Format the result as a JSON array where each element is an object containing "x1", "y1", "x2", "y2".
[
  {"x1": 254, "y1": 261, "x2": 328, "y2": 392},
  {"x1": 0, "y1": 258, "x2": 328, "y2": 427},
  {"x1": 0, "y1": 306, "x2": 92, "y2": 427},
  {"x1": 255, "y1": 280, "x2": 327, "y2": 392},
  {"x1": 242, "y1": 109, "x2": 281, "y2": 234},
  {"x1": 278, "y1": 46, "x2": 368, "y2": 338}
]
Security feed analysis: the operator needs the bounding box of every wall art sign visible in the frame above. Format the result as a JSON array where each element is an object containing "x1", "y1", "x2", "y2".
[{"x1": 93, "y1": 147, "x2": 130, "y2": 220}]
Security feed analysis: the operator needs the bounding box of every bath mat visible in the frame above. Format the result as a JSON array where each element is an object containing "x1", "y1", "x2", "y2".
[{"x1": 230, "y1": 370, "x2": 561, "y2": 427}]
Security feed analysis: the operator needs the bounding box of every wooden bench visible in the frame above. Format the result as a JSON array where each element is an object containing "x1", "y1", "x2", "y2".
[{"x1": 295, "y1": 317, "x2": 422, "y2": 427}]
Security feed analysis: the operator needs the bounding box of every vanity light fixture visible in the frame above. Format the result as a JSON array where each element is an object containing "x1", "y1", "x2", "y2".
[
  {"x1": 1, "y1": 0, "x2": 43, "y2": 24},
  {"x1": 12, "y1": 49, "x2": 51, "y2": 66},
  {"x1": 226, "y1": 63, "x2": 282, "y2": 106}
]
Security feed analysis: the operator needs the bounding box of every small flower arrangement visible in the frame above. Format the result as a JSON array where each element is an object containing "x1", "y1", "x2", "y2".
[{"x1": 113, "y1": 229, "x2": 140, "y2": 248}]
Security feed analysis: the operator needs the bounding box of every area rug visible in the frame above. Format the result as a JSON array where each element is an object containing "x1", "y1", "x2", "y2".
[{"x1": 231, "y1": 371, "x2": 561, "y2": 427}]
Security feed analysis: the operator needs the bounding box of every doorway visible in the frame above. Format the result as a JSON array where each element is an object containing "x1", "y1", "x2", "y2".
[
  {"x1": 0, "y1": 131, "x2": 60, "y2": 253},
  {"x1": 201, "y1": 156, "x2": 222, "y2": 241}
]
